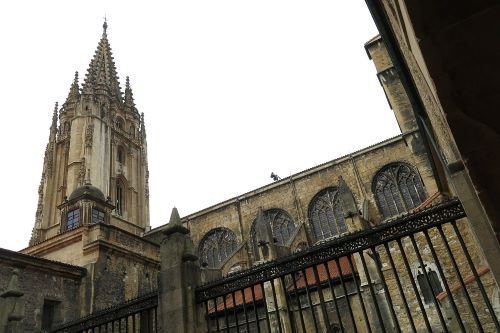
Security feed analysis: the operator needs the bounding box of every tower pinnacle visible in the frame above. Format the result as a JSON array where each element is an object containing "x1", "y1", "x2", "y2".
[
  {"x1": 124, "y1": 76, "x2": 136, "y2": 108},
  {"x1": 103, "y1": 17, "x2": 108, "y2": 34}
]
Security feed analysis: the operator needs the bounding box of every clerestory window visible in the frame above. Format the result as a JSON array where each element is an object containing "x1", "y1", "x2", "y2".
[
  {"x1": 199, "y1": 228, "x2": 238, "y2": 269},
  {"x1": 308, "y1": 187, "x2": 347, "y2": 242},
  {"x1": 372, "y1": 162, "x2": 427, "y2": 218}
]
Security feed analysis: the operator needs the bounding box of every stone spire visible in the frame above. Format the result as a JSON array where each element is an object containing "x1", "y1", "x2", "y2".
[
  {"x1": 124, "y1": 76, "x2": 136, "y2": 108},
  {"x1": 81, "y1": 20, "x2": 122, "y2": 100},
  {"x1": 63, "y1": 71, "x2": 80, "y2": 108}
]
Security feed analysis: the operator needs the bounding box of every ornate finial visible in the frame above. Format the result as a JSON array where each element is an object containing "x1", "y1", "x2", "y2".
[
  {"x1": 126, "y1": 76, "x2": 130, "y2": 89},
  {"x1": 74, "y1": 71, "x2": 79, "y2": 84},
  {"x1": 103, "y1": 16, "x2": 108, "y2": 34},
  {"x1": 169, "y1": 207, "x2": 182, "y2": 226}
]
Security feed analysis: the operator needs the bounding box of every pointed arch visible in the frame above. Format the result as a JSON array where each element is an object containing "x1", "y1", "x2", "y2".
[
  {"x1": 372, "y1": 162, "x2": 427, "y2": 218},
  {"x1": 308, "y1": 187, "x2": 347, "y2": 242},
  {"x1": 117, "y1": 145, "x2": 125, "y2": 164},
  {"x1": 250, "y1": 209, "x2": 296, "y2": 256},
  {"x1": 115, "y1": 116, "x2": 125, "y2": 130},
  {"x1": 198, "y1": 228, "x2": 239, "y2": 269},
  {"x1": 115, "y1": 177, "x2": 127, "y2": 216}
]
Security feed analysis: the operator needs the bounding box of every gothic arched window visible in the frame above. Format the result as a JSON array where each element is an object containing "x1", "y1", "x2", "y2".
[
  {"x1": 372, "y1": 162, "x2": 427, "y2": 218},
  {"x1": 250, "y1": 209, "x2": 296, "y2": 256},
  {"x1": 199, "y1": 228, "x2": 238, "y2": 268},
  {"x1": 116, "y1": 182, "x2": 124, "y2": 216},
  {"x1": 308, "y1": 187, "x2": 347, "y2": 242}
]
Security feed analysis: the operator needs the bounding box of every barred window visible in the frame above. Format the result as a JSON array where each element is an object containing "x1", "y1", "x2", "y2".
[
  {"x1": 373, "y1": 163, "x2": 427, "y2": 218},
  {"x1": 250, "y1": 209, "x2": 296, "y2": 251},
  {"x1": 416, "y1": 265, "x2": 443, "y2": 304},
  {"x1": 308, "y1": 187, "x2": 347, "y2": 242},
  {"x1": 199, "y1": 228, "x2": 238, "y2": 268},
  {"x1": 67, "y1": 209, "x2": 80, "y2": 230},
  {"x1": 91, "y1": 208, "x2": 105, "y2": 224}
]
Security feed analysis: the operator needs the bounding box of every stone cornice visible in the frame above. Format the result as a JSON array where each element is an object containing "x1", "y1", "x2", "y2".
[{"x1": 0, "y1": 248, "x2": 86, "y2": 279}]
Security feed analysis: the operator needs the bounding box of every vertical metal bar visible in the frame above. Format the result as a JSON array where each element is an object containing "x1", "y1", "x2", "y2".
[
  {"x1": 231, "y1": 292, "x2": 241, "y2": 333},
  {"x1": 205, "y1": 301, "x2": 213, "y2": 333},
  {"x1": 280, "y1": 275, "x2": 298, "y2": 333},
  {"x1": 291, "y1": 272, "x2": 308, "y2": 333},
  {"x1": 250, "y1": 285, "x2": 262, "y2": 333},
  {"x1": 409, "y1": 235, "x2": 449, "y2": 332},
  {"x1": 132, "y1": 313, "x2": 136, "y2": 333},
  {"x1": 358, "y1": 251, "x2": 387, "y2": 332},
  {"x1": 451, "y1": 220, "x2": 500, "y2": 331},
  {"x1": 370, "y1": 246, "x2": 401, "y2": 333},
  {"x1": 118, "y1": 317, "x2": 122, "y2": 333},
  {"x1": 396, "y1": 238, "x2": 433, "y2": 332},
  {"x1": 260, "y1": 282, "x2": 273, "y2": 333},
  {"x1": 383, "y1": 242, "x2": 417, "y2": 333},
  {"x1": 155, "y1": 306, "x2": 158, "y2": 333},
  {"x1": 437, "y1": 224, "x2": 484, "y2": 332},
  {"x1": 214, "y1": 298, "x2": 221, "y2": 333},
  {"x1": 346, "y1": 255, "x2": 372, "y2": 333},
  {"x1": 335, "y1": 258, "x2": 358, "y2": 332},
  {"x1": 241, "y1": 288, "x2": 251, "y2": 333},
  {"x1": 301, "y1": 269, "x2": 320, "y2": 333},
  {"x1": 322, "y1": 261, "x2": 344, "y2": 333},
  {"x1": 311, "y1": 265, "x2": 330, "y2": 331},
  {"x1": 222, "y1": 295, "x2": 231, "y2": 333},
  {"x1": 423, "y1": 229, "x2": 466, "y2": 332},
  {"x1": 270, "y1": 279, "x2": 284, "y2": 333}
]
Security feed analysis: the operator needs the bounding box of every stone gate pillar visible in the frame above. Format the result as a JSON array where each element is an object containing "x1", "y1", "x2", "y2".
[{"x1": 158, "y1": 208, "x2": 205, "y2": 333}]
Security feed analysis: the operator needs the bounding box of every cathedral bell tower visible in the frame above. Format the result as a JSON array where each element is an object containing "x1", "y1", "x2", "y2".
[{"x1": 30, "y1": 21, "x2": 150, "y2": 245}]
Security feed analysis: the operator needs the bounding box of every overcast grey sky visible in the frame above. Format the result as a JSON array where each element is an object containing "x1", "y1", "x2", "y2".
[{"x1": 0, "y1": 1, "x2": 400, "y2": 251}]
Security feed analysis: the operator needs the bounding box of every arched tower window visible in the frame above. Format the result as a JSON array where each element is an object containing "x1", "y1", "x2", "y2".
[
  {"x1": 116, "y1": 182, "x2": 124, "y2": 216},
  {"x1": 116, "y1": 117, "x2": 124, "y2": 130},
  {"x1": 250, "y1": 209, "x2": 296, "y2": 253},
  {"x1": 372, "y1": 162, "x2": 427, "y2": 218},
  {"x1": 117, "y1": 146, "x2": 125, "y2": 164},
  {"x1": 308, "y1": 187, "x2": 347, "y2": 242},
  {"x1": 199, "y1": 228, "x2": 238, "y2": 268}
]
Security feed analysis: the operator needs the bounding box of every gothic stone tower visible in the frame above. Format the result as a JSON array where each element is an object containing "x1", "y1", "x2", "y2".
[
  {"x1": 30, "y1": 21, "x2": 150, "y2": 246},
  {"x1": 21, "y1": 22, "x2": 158, "y2": 312}
]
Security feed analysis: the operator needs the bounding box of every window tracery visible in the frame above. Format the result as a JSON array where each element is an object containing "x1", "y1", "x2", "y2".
[
  {"x1": 199, "y1": 228, "x2": 239, "y2": 269},
  {"x1": 308, "y1": 187, "x2": 347, "y2": 242},
  {"x1": 250, "y1": 209, "x2": 296, "y2": 249},
  {"x1": 372, "y1": 162, "x2": 427, "y2": 218}
]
